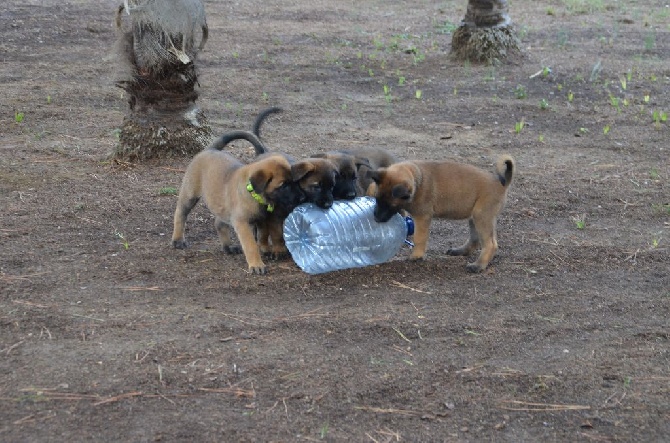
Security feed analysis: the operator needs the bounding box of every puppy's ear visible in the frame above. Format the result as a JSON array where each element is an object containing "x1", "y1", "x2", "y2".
[
  {"x1": 291, "y1": 160, "x2": 315, "y2": 181},
  {"x1": 249, "y1": 169, "x2": 271, "y2": 193},
  {"x1": 366, "y1": 168, "x2": 384, "y2": 184},
  {"x1": 355, "y1": 157, "x2": 372, "y2": 169},
  {"x1": 391, "y1": 183, "x2": 412, "y2": 200}
]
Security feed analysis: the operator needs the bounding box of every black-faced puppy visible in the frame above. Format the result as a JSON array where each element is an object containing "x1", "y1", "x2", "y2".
[
  {"x1": 249, "y1": 108, "x2": 339, "y2": 257},
  {"x1": 367, "y1": 155, "x2": 515, "y2": 273},
  {"x1": 312, "y1": 147, "x2": 397, "y2": 199},
  {"x1": 171, "y1": 131, "x2": 297, "y2": 275},
  {"x1": 251, "y1": 107, "x2": 339, "y2": 210}
]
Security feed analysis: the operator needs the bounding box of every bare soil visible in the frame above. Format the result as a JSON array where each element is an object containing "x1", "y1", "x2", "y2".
[{"x1": 1, "y1": 1, "x2": 669, "y2": 441}]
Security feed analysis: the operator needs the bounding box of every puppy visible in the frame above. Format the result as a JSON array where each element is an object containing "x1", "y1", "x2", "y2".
[
  {"x1": 252, "y1": 107, "x2": 339, "y2": 209},
  {"x1": 367, "y1": 155, "x2": 515, "y2": 272},
  {"x1": 171, "y1": 131, "x2": 301, "y2": 275},
  {"x1": 313, "y1": 147, "x2": 397, "y2": 199},
  {"x1": 249, "y1": 107, "x2": 339, "y2": 257}
]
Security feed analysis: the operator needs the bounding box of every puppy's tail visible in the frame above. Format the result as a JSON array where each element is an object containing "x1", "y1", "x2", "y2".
[
  {"x1": 252, "y1": 107, "x2": 283, "y2": 152},
  {"x1": 209, "y1": 131, "x2": 266, "y2": 155},
  {"x1": 495, "y1": 155, "x2": 515, "y2": 187}
]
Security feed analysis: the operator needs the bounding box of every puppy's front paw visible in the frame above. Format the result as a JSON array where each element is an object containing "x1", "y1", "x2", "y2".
[
  {"x1": 465, "y1": 263, "x2": 484, "y2": 273},
  {"x1": 249, "y1": 265, "x2": 268, "y2": 275},
  {"x1": 409, "y1": 255, "x2": 425, "y2": 261},
  {"x1": 172, "y1": 239, "x2": 188, "y2": 249},
  {"x1": 223, "y1": 245, "x2": 242, "y2": 255}
]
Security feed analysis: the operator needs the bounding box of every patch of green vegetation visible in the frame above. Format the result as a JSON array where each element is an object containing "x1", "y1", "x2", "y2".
[
  {"x1": 158, "y1": 187, "x2": 178, "y2": 196},
  {"x1": 514, "y1": 85, "x2": 527, "y2": 99},
  {"x1": 563, "y1": 0, "x2": 605, "y2": 14},
  {"x1": 435, "y1": 20, "x2": 458, "y2": 34},
  {"x1": 652, "y1": 110, "x2": 667, "y2": 129},
  {"x1": 514, "y1": 120, "x2": 525, "y2": 134}
]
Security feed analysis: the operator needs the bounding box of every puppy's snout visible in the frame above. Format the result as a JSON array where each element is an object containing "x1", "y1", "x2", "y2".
[{"x1": 345, "y1": 191, "x2": 356, "y2": 200}]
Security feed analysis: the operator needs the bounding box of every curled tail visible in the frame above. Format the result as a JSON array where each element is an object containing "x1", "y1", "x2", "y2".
[
  {"x1": 209, "y1": 131, "x2": 266, "y2": 155},
  {"x1": 253, "y1": 106, "x2": 282, "y2": 141},
  {"x1": 495, "y1": 155, "x2": 515, "y2": 187}
]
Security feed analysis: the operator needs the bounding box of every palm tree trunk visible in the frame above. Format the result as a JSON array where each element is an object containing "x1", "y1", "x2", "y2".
[
  {"x1": 451, "y1": 0, "x2": 520, "y2": 63},
  {"x1": 112, "y1": 0, "x2": 211, "y2": 161}
]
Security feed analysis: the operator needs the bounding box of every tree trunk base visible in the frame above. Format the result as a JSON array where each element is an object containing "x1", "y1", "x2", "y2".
[
  {"x1": 450, "y1": 23, "x2": 520, "y2": 64},
  {"x1": 113, "y1": 107, "x2": 212, "y2": 161}
]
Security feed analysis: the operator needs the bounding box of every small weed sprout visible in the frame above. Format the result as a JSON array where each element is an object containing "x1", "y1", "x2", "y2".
[
  {"x1": 415, "y1": 89, "x2": 422, "y2": 100},
  {"x1": 540, "y1": 98, "x2": 550, "y2": 110},
  {"x1": 115, "y1": 231, "x2": 130, "y2": 250},
  {"x1": 15, "y1": 112, "x2": 24, "y2": 123},
  {"x1": 649, "y1": 169, "x2": 660, "y2": 180},
  {"x1": 652, "y1": 110, "x2": 667, "y2": 129},
  {"x1": 619, "y1": 75, "x2": 627, "y2": 90},
  {"x1": 644, "y1": 94, "x2": 650, "y2": 103},
  {"x1": 159, "y1": 187, "x2": 178, "y2": 196},
  {"x1": 567, "y1": 91, "x2": 574, "y2": 102},
  {"x1": 603, "y1": 124, "x2": 611, "y2": 135},
  {"x1": 320, "y1": 424, "x2": 329, "y2": 439},
  {"x1": 383, "y1": 84, "x2": 392, "y2": 103},
  {"x1": 572, "y1": 214, "x2": 586, "y2": 230},
  {"x1": 514, "y1": 119, "x2": 525, "y2": 134},
  {"x1": 609, "y1": 94, "x2": 621, "y2": 111},
  {"x1": 539, "y1": 134, "x2": 545, "y2": 143},
  {"x1": 398, "y1": 76, "x2": 406, "y2": 86},
  {"x1": 515, "y1": 85, "x2": 527, "y2": 99},
  {"x1": 579, "y1": 127, "x2": 589, "y2": 134}
]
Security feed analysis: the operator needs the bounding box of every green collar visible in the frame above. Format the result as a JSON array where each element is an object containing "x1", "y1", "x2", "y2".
[{"x1": 246, "y1": 181, "x2": 274, "y2": 212}]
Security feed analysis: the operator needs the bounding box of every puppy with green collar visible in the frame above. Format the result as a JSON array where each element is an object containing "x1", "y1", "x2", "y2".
[{"x1": 171, "y1": 132, "x2": 302, "y2": 275}]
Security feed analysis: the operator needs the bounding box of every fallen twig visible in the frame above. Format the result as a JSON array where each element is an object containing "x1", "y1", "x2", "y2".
[
  {"x1": 12, "y1": 299, "x2": 50, "y2": 308},
  {"x1": 499, "y1": 400, "x2": 590, "y2": 411},
  {"x1": 118, "y1": 286, "x2": 162, "y2": 291},
  {"x1": 93, "y1": 391, "x2": 143, "y2": 406},
  {"x1": 355, "y1": 405, "x2": 420, "y2": 416},
  {"x1": 390, "y1": 280, "x2": 431, "y2": 294},
  {"x1": 197, "y1": 387, "x2": 255, "y2": 398}
]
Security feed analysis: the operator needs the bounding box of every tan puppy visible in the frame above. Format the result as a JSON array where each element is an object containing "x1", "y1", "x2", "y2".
[
  {"x1": 171, "y1": 132, "x2": 299, "y2": 275},
  {"x1": 367, "y1": 155, "x2": 515, "y2": 272}
]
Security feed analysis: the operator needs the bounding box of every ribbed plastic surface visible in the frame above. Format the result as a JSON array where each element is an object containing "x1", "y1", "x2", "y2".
[{"x1": 283, "y1": 197, "x2": 408, "y2": 274}]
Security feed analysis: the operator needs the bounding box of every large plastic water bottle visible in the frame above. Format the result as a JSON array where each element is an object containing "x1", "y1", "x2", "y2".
[{"x1": 283, "y1": 197, "x2": 413, "y2": 274}]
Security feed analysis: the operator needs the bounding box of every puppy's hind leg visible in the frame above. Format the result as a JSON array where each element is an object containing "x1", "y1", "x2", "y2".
[
  {"x1": 215, "y1": 217, "x2": 242, "y2": 254},
  {"x1": 447, "y1": 218, "x2": 480, "y2": 257},
  {"x1": 465, "y1": 216, "x2": 498, "y2": 273},
  {"x1": 172, "y1": 197, "x2": 199, "y2": 249}
]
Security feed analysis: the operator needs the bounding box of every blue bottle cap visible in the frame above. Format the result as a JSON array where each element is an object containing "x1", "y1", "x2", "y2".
[{"x1": 405, "y1": 215, "x2": 415, "y2": 236}]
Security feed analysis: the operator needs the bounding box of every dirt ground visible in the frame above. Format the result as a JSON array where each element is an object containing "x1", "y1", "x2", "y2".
[{"x1": 1, "y1": 0, "x2": 669, "y2": 441}]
